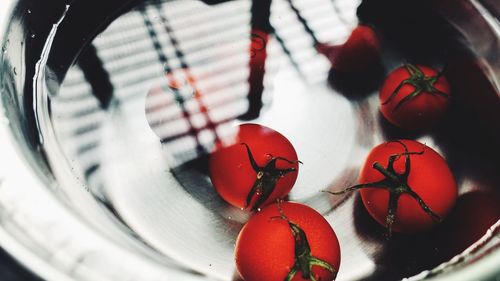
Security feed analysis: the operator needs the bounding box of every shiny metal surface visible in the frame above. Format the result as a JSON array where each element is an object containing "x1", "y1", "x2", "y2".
[{"x1": 0, "y1": 0, "x2": 499, "y2": 280}]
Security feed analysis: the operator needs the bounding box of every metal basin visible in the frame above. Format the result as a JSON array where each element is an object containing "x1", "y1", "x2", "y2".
[{"x1": 0, "y1": 0, "x2": 499, "y2": 280}]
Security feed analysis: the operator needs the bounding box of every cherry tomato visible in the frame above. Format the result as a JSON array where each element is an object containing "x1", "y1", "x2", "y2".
[
  {"x1": 317, "y1": 25, "x2": 380, "y2": 73},
  {"x1": 209, "y1": 124, "x2": 299, "y2": 211},
  {"x1": 436, "y1": 191, "x2": 500, "y2": 259},
  {"x1": 329, "y1": 140, "x2": 457, "y2": 235},
  {"x1": 235, "y1": 202, "x2": 341, "y2": 281},
  {"x1": 379, "y1": 64, "x2": 451, "y2": 130}
]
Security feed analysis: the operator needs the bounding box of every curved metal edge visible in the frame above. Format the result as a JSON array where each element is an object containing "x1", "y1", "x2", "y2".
[
  {"x1": 434, "y1": 0, "x2": 500, "y2": 96},
  {"x1": 0, "y1": 227, "x2": 73, "y2": 281},
  {"x1": 1, "y1": 4, "x2": 65, "y2": 281},
  {"x1": 0, "y1": 1, "x2": 207, "y2": 280},
  {"x1": 434, "y1": 247, "x2": 500, "y2": 281},
  {"x1": 0, "y1": 106, "x2": 208, "y2": 281},
  {"x1": 470, "y1": 0, "x2": 500, "y2": 94}
]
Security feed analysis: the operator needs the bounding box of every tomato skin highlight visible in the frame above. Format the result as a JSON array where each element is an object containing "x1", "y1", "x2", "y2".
[
  {"x1": 359, "y1": 140, "x2": 457, "y2": 233},
  {"x1": 209, "y1": 124, "x2": 299, "y2": 210},
  {"x1": 379, "y1": 65, "x2": 451, "y2": 130},
  {"x1": 235, "y1": 202, "x2": 341, "y2": 281}
]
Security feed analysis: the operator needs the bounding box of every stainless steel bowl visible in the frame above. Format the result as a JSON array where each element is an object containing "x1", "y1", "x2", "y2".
[{"x1": 0, "y1": 0, "x2": 499, "y2": 280}]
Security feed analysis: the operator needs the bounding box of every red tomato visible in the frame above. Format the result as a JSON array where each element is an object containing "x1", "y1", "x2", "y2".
[
  {"x1": 328, "y1": 140, "x2": 457, "y2": 235},
  {"x1": 379, "y1": 64, "x2": 451, "y2": 130},
  {"x1": 316, "y1": 25, "x2": 380, "y2": 73},
  {"x1": 209, "y1": 124, "x2": 299, "y2": 211},
  {"x1": 436, "y1": 191, "x2": 500, "y2": 259},
  {"x1": 360, "y1": 140, "x2": 457, "y2": 234},
  {"x1": 235, "y1": 202, "x2": 341, "y2": 281}
]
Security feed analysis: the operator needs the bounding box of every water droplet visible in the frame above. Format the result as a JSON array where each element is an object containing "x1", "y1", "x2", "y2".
[
  {"x1": 31, "y1": 34, "x2": 36, "y2": 39},
  {"x1": 27, "y1": 9, "x2": 32, "y2": 14},
  {"x1": 257, "y1": 208, "x2": 261, "y2": 212},
  {"x1": 228, "y1": 216, "x2": 232, "y2": 220},
  {"x1": 1, "y1": 40, "x2": 8, "y2": 53}
]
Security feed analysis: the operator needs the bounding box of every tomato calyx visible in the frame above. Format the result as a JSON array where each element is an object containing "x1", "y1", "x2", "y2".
[
  {"x1": 272, "y1": 203, "x2": 337, "y2": 281},
  {"x1": 241, "y1": 143, "x2": 301, "y2": 211},
  {"x1": 325, "y1": 141, "x2": 442, "y2": 237},
  {"x1": 382, "y1": 64, "x2": 449, "y2": 111}
]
